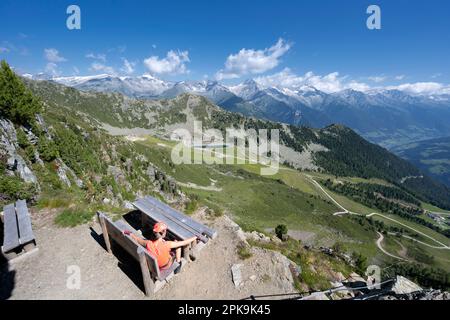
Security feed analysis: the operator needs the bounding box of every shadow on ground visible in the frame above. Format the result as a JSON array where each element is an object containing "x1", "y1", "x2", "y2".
[
  {"x1": 0, "y1": 221, "x2": 16, "y2": 300},
  {"x1": 89, "y1": 223, "x2": 145, "y2": 294}
]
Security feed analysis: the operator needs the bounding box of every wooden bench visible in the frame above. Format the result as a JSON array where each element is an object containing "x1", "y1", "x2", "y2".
[
  {"x1": 1, "y1": 200, "x2": 37, "y2": 260},
  {"x1": 97, "y1": 211, "x2": 182, "y2": 296}
]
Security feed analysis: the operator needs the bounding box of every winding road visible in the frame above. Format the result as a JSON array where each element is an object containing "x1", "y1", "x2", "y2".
[
  {"x1": 305, "y1": 175, "x2": 450, "y2": 260},
  {"x1": 376, "y1": 232, "x2": 408, "y2": 261}
]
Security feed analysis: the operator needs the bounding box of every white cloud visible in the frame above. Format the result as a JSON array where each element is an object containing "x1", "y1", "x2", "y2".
[
  {"x1": 144, "y1": 50, "x2": 190, "y2": 75},
  {"x1": 431, "y1": 73, "x2": 442, "y2": 79},
  {"x1": 368, "y1": 76, "x2": 387, "y2": 83},
  {"x1": 72, "y1": 66, "x2": 80, "y2": 75},
  {"x1": 387, "y1": 82, "x2": 448, "y2": 95},
  {"x1": 347, "y1": 81, "x2": 371, "y2": 92},
  {"x1": 368, "y1": 75, "x2": 406, "y2": 82},
  {"x1": 216, "y1": 39, "x2": 291, "y2": 80},
  {"x1": 44, "y1": 48, "x2": 66, "y2": 63},
  {"x1": 121, "y1": 58, "x2": 136, "y2": 74},
  {"x1": 256, "y1": 70, "x2": 450, "y2": 95},
  {"x1": 106, "y1": 45, "x2": 126, "y2": 54},
  {"x1": 1, "y1": 41, "x2": 28, "y2": 56},
  {"x1": 89, "y1": 62, "x2": 116, "y2": 75},
  {"x1": 254, "y1": 68, "x2": 370, "y2": 93},
  {"x1": 85, "y1": 52, "x2": 106, "y2": 62},
  {"x1": 45, "y1": 62, "x2": 60, "y2": 76}
]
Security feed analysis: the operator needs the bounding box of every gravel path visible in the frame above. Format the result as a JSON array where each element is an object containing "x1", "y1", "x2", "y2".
[{"x1": 2, "y1": 208, "x2": 296, "y2": 300}]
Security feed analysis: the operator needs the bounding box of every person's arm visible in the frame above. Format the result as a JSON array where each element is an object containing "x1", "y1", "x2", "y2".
[
  {"x1": 123, "y1": 230, "x2": 149, "y2": 247},
  {"x1": 167, "y1": 236, "x2": 197, "y2": 249}
]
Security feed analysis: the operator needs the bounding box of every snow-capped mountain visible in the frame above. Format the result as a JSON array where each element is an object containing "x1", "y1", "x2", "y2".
[
  {"x1": 229, "y1": 79, "x2": 262, "y2": 100},
  {"x1": 26, "y1": 72, "x2": 450, "y2": 148},
  {"x1": 49, "y1": 74, "x2": 173, "y2": 98}
]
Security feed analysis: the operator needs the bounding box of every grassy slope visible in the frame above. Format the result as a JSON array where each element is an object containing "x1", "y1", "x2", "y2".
[
  {"x1": 134, "y1": 135, "x2": 450, "y2": 272},
  {"x1": 136, "y1": 136, "x2": 389, "y2": 263},
  {"x1": 21, "y1": 78, "x2": 450, "y2": 274}
]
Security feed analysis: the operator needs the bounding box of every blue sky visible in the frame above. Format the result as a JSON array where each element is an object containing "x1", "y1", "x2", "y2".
[{"x1": 1, "y1": 0, "x2": 449, "y2": 92}]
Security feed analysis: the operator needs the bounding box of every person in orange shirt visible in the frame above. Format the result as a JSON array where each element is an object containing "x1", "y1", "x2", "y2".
[{"x1": 124, "y1": 222, "x2": 197, "y2": 274}]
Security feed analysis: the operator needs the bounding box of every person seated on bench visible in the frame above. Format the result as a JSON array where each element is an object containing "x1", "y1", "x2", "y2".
[{"x1": 123, "y1": 222, "x2": 197, "y2": 274}]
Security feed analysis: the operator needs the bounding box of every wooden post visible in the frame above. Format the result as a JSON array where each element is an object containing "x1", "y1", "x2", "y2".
[
  {"x1": 97, "y1": 212, "x2": 112, "y2": 254},
  {"x1": 138, "y1": 246, "x2": 155, "y2": 297},
  {"x1": 189, "y1": 240, "x2": 198, "y2": 261},
  {"x1": 182, "y1": 244, "x2": 189, "y2": 260}
]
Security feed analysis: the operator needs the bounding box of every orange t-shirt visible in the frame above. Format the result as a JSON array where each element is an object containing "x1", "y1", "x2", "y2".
[{"x1": 146, "y1": 239, "x2": 171, "y2": 268}]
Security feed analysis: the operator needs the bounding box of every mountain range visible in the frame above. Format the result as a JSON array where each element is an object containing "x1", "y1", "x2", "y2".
[
  {"x1": 24, "y1": 73, "x2": 450, "y2": 149},
  {"x1": 22, "y1": 77, "x2": 450, "y2": 211},
  {"x1": 3, "y1": 64, "x2": 450, "y2": 293}
]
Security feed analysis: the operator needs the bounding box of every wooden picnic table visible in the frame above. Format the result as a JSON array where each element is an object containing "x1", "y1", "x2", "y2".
[{"x1": 133, "y1": 196, "x2": 217, "y2": 244}]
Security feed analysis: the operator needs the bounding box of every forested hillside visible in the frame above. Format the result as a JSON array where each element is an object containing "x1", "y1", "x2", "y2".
[
  {"x1": 1, "y1": 61, "x2": 183, "y2": 224},
  {"x1": 392, "y1": 136, "x2": 450, "y2": 188},
  {"x1": 23, "y1": 75, "x2": 450, "y2": 211}
]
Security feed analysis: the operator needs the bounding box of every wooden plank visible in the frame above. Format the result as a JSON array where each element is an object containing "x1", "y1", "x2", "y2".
[
  {"x1": 137, "y1": 198, "x2": 209, "y2": 243},
  {"x1": 115, "y1": 219, "x2": 138, "y2": 234},
  {"x1": 103, "y1": 216, "x2": 140, "y2": 260},
  {"x1": 141, "y1": 197, "x2": 209, "y2": 243},
  {"x1": 144, "y1": 196, "x2": 217, "y2": 239},
  {"x1": 2, "y1": 204, "x2": 20, "y2": 253},
  {"x1": 97, "y1": 212, "x2": 112, "y2": 253},
  {"x1": 133, "y1": 199, "x2": 196, "y2": 241},
  {"x1": 142, "y1": 247, "x2": 161, "y2": 279},
  {"x1": 16, "y1": 200, "x2": 35, "y2": 245},
  {"x1": 138, "y1": 246, "x2": 155, "y2": 297},
  {"x1": 144, "y1": 196, "x2": 217, "y2": 238}
]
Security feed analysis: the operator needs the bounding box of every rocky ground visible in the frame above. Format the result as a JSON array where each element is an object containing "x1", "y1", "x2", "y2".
[
  {"x1": 1, "y1": 207, "x2": 297, "y2": 300},
  {"x1": 1, "y1": 206, "x2": 449, "y2": 300}
]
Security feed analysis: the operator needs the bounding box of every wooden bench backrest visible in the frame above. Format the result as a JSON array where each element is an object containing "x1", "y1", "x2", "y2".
[
  {"x1": 2, "y1": 203, "x2": 19, "y2": 252},
  {"x1": 99, "y1": 212, "x2": 161, "y2": 279}
]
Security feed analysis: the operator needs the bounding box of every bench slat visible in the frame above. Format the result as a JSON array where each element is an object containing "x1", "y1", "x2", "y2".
[
  {"x1": 133, "y1": 199, "x2": 196, "y2": 241},
  {"x1": 2, "y1": 204, "x2": 20, "y2": 252},
  {"x1": 16, "y1": 200, "x2": 35, "y2": 245},
  {"x1": 140, "y1": 198, "x2": 209, "y2": 243},
  {"x1": 144, "y1": 196, "x2": 217, "y2": 239},
  {"x1": 103, "y1": 216, "x2": 140, "y2": 261},
  {"x1": 100, "y1": 214, "x2": 162, "y2": 280}
]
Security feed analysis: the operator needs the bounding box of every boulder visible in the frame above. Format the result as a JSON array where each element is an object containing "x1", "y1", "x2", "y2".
[
  {"x1": 108, "y1": 165, "x2": 125, "y2": 183},
  {"x1": 301, "y1": 292, "x2": 329, "y2": 300},
  {"x1": 146, "y1": 166, "x2": 156, "y2": 181},
  {"x1": 231, "y1": 264, "x2": 243, "y2": 287},
  {"x1": 391, "y1": 276, "x2": 422, "y2": 295},
  {"x1": 123, "y1": 201, "x2": 135, "y2": 210},
  {"x1": 245, "y1": 231, "x2": 271, "y2": 243},
  {"x1": 289, "y1": 262, "x2": 302, "y2": 278},
  {"x1": 0, "y1": 118, "x2": 37, "y2": 184}
]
